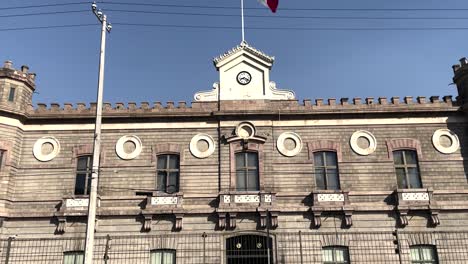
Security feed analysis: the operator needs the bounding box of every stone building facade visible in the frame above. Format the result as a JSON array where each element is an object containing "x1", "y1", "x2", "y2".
[{"x1": 1, "y1": 43, "x2": 468, "y2": 263}]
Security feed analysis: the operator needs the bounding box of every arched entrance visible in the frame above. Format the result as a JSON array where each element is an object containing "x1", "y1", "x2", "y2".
[{"x1": 226, "y1": 234, "x2": 273, "y2": 264}]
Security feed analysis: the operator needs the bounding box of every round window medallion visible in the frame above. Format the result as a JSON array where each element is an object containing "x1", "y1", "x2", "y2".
[
  {"x1": 432, "y1": 129, "x2": 459, "y2": 154},
  {"x1": 115, "y1": 135, "x2": 142, "y2": 160},
  {"x1": 235, "y1": 122, "x2": 256, "y2": 139},
  {"x1": 277, "y1": 132, "x2": 303, "y2": 157},
  {"x1": 350, "y1": 130, "x2": 377, "y2": 156},
  {"x1": 33, "y1": 136, "x2": 60, "y2": 161},
  {"x1": 190, "y1": 133, "x2": 215, "y2": 159}
]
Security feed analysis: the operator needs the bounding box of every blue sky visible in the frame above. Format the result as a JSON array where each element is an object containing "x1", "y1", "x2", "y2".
[{"x1": 2, "y1": 0, "x2": 468, "y2": 105}]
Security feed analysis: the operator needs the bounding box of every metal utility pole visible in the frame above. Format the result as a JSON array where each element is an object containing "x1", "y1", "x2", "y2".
[{"x1": 84, "y1": 2, "x2": 112, "y2": 264}]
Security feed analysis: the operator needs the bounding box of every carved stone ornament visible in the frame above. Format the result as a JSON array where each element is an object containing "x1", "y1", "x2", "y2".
[
  {"x1": 56, "y1": 216, "x2": 66, "y2": 233},
  {"x1": 189, "y1": 133, "x2": 216, "y2": 159},
  {"x1": 276, "y1": 132, "x2": 303, "y2": 157},
  {"x1": 193, "y1": 82, "x2": 219, "y2": 102},
  {"x1": 65, "y1": 198, "x2": 89, "y2": 208},
  {"x1": 235, "y1": 122, "x2": 256, "y2": 139},
  {"x1": 143, "y1": 214, "x2": 152, "y2": 232},
  {"x1": 33, "y1": 136, "x2": 60, "y2": 161},
  {"x1": 234, "y1": 194, "x2": 260, "y2": 203},
  {"x1": 268, "y1": 81, "x2": 295, "y2": 100},
  {"x1": 218, "y1": 212, "x2": 227, "y2": 229},
  {"x1": 175, "y1": 213, "x2": 184, "y2": 230},
  {"x1": 430, "y1": 210, "x2": 440, "y2": 226},
  {"x1": 151, "y1": 196, "x2": 178, "y2": 205},
  {"x1": 312, "y1": 211, "x2": 322, "y2": 228},
  {"x1": 115, "y1": 135, "x2": 142, "y2": 160},
  {"x1": 259, "y1": 211, "x2": 268, "y2": 228},
  {"x1": 270, "y1": 211, "x2": 279, "y2": 228},
  {"x1": 399, "y1": 210, "x2": 409, "y2": 227},
  {"x1": 432, "y1": 129, "x2": 460, "y2": 154},
  {"x1": 350, "y1": 130, "x2": 377, "y2": 156},
  {"x1": 229, "y1": 213, "x2": 237, "y2": 229}
]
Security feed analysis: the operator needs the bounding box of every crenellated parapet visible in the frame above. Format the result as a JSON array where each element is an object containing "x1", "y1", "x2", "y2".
[{"x1": 26, "y1": 95, "x2": 458, "y2": 119}]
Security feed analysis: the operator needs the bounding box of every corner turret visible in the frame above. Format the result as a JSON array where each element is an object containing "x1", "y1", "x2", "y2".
[{"x1": 0, "y1": 60, "x2": 36, "y2": 115}]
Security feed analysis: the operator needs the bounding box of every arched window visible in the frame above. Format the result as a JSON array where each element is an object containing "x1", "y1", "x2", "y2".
[
  {"x1": 75, "y1": 155, "x2": 92, "y2": 195},
  {"x1": 150, "y1": 249, "x2": 176, "y2": 264},
  {"x1": 226, "y1": 234, "x2": 273, "y2": 263},
  {"x1": 157, "y1": 154, "x2": 180, "y2": 194},
  {"x1": 235, "y1": 151, "x2": 259, "y2": 191},
  {"x1": 410, "y1": 245, "x2": 438, "y2": 264},
  {"x1": 314, "y1": 151, "x2": 340, "y2": 190},
  {"x1": 393, "y1": 150, "x2": 422, "y2": 189},
  {"x1": 323, "y1": 246, "x2": 350, "y2": 264},
  {"x1": 63, "y1": 251, "x2": 84, "y2": 264}
]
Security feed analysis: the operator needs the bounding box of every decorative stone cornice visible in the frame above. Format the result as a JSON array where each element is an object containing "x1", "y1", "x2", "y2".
[{"x1": 213, "y1": 41, "x2": 274, "y2": 65}]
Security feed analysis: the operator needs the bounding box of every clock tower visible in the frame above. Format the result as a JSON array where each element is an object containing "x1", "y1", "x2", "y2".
[{"x1": 194, "y1": 41, "x2": 295, "y2": 101}]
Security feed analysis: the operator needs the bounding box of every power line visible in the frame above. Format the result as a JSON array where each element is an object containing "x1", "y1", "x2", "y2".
[
  {"x1": 4, "y1": 8, "x2": 468, "y2": 20},
  {"x1": 3, "y1": 23, "x2": 468, "y2": 32},
  {"x1": 0, "y1": 2, "x2": 88, "y2": 11},
  {"x1": 113, "y1": 23, "x2": 468, "y2": 31},
  {"x1": 0, "y1": 10, "x2": 88, "y2": 18},
  {"x1": 105, "y1": 9, "x2": 468, "y2": 20},
  {"x1": 99, "y1": 2, "x2": 468, "y2": 11},
  {"x1": 0, "y1": 24, "x2": 95, "y2": 32},
  {"x1": 3, "y1": 1, "x2": 468, "y2": 12}
]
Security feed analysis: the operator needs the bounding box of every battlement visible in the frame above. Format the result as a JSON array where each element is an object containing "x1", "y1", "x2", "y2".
[
  {"x1": 0, "y1": 60, "x2": 36, "y2": 90},
  {"x1": 27, "y1": 95, "x2": 458, "y2": 118}
]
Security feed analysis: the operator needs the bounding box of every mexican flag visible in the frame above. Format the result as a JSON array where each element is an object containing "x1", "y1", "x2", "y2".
[{"x1": 259, "y1": 0, "x2": 279, "y2": 13}]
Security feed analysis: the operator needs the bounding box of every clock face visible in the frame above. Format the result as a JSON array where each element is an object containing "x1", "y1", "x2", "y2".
[{"x1": 237, "y1": 71, "x2": 252, "y2": 85}]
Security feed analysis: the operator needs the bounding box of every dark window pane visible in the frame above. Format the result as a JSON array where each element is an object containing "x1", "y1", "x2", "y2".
[
  {"x1": 396, "y1": 168, "x2": 407, "y2": 188},
  {"x1": 0, "y1": 150, "x2": 4, "y2": 169},
  {"x1": 314, "y1": 152, "x2": 324, "y2": 166},
  {"x1": 315, "y1": 168, "x2": 326, "y2": 189},
  {"x1": 77, "y1": 157, "x2": 89, "y2": 171},
  {"x1": 405, "y1": 150, "x2": 418, "y2": 165},
  {"x1": 168, "y1": 155, "x2": 179, "y2": 169},
  {"x1": 74, "y1": 174, "x2": 86, "y2": 195},
  {"x1": 247, "y1": 152, "x2": 258, "y2": 167},
  {"x1": 327, "y1": 169, "x2": 340, "y2": 190},
  {"x1": 167, "y1": 172, "x2": 179, "y2": 193},
  {"x1": 247, "y1": 170, "x2": 259, "y2": 191},
  {"x1": 8, "y1": 87, "x2": 15, "y2": 102},
  {"x1": 408, "y1": 168, "x2": 422, "y2": 188},
  {"x1": 393, "y1": 151, "x2": 404, "y2": 165},
  {"x1": 236, "y1": 153, "x2": 245, "y2": 168},
  {"x1": 157, "y1": 171, "x2": 167, "y2": 191},
  {"x1": 157, "y1": 156, "x2": 166, "y2": 170},
  {"x1": 325, "y1": 152, "x2": 337, "y2": 167},
  {"x1": 236, "y1": 171, "x2": 246, "y2": 191}
]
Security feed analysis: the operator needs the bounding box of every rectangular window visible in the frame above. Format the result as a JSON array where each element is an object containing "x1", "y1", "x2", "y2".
[
  {"x1": 8, "y1": 87, "x2": 15, "y2": 102},
  {"x1": 235, "y1": 152, "x2": 259, "y2": 191},
  {"x1": 393, "y1": 150, "x2": 422, "y2": 189},
  {"x1": 63, "y1": 251, "x2": 84, "y2": 264},
  {"x1": 157, "y1": 154, "x2": 180, "y2": 194},
  {"x1": 75, "y1": 155, "x2": 92, "y2": 195},
  {"x1": 314, "y1": 151, "x2": 340, "y2": 190},
  {"x1": 0, "y1": 150, "x2": 4, "y2": 170},
  {"x1": 151, "y1": 249, "x2": 176, "y2": 264},
  {"x1": 410, "y1": 245, "x2": 438, "y2": 264},
  {"x1": 323, "y1": 246, "x2": 350, "y2": 264}
]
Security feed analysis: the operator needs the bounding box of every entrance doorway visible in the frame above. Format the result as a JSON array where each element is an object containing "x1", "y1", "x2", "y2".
[{"x1": 226, "y1": 234, "x2": 273, "y2": 264}]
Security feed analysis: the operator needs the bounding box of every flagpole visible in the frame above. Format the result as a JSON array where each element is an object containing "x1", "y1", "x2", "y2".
[{"x1": 241, "y1": 0, "x2": 245, "y2": 42}]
